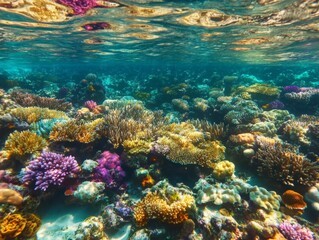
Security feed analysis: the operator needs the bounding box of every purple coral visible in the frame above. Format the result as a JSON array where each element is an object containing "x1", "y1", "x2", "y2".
[
  {"x1": 94, "y1": 151, "x2": 125, "y2": 189},
  {"x1": 268, "y1": 100, "x2": 285, "y2": 110},
  {"x1": 84, "y1": 100, "x2": 98, "y2": 110},
  {"x1": 283, "y1": 85, "x2": 301, "y2": 93},
  {"x1": 57, "y1": 0, "x2": 98, "y2": 15},
  {"x1": 23, "y1": 152, "x2": 80, "y2": 191},
  {"x1": 278, "y1": 221, "x2": 314, "y2": 240}
]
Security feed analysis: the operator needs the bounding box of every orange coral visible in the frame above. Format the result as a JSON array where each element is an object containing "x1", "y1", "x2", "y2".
[
  {"x1": 49, "y1": 119, "x2": 104, "y2": 143},
  {"x1": 0, "y1": 214, "x2": 27, "y2": 239},
  {"x1": 4, "y1": 131, "x2": 46, "y2": 157},
  {"x1": 133, "y1": 191, "x2": 195, "y2": 226},
  {"x1": 21, "y1": 214, "x2": 41, "y2": 238},
  {"x1": 0, "y1": 188, "x2": 23, "y2": 206},
  {"x1": 0, "y1": 213, "x2": 41, "y2": 239},
  {"x1": 141, "y1": 175, "x2": 155, "y2": 188},
  {"x1": 282, "y1": 190, "x2": 307, "y2": 210}
]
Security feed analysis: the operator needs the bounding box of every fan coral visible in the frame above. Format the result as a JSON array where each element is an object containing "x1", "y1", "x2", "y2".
[
  {"x1": 278, "y1": 221, "x2": 314, "y2": 240},
  {"x1": 94, "y1": 151, "x2": 125, "y2": 189},
  {"x1": 10, "y1": 107, "x2": 68, "y2": 124},
  {"x1": 11, "y1": 91, "x2": 72, "y2": 111},
  {"x1": 133, "y1": 191, "x2": 195, "y2": 226},
  {"x1": 0, "y1": 213, "x2": 41, "y2": 239},
  {"x1": 4, "y1": 131, "x2": 47, "y2": 157},
  {"x1": 251, "y1": 140, "x2": 319, "y2": 186},
  {"x1": 156, "y1": 122, "x2": 225, "y2": 167},
  {"x1": 282, "y1": 190, "x2": 307, "y2": 211},
  {"x1": 0, "y1": 188, "x2": 23, "y2": 205},
  {"x1": 23, "y1": 151, "x2": 80, "y2": 191}
]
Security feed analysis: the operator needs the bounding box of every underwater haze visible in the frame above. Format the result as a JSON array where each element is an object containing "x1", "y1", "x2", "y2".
[{"x1": 0, "y1": 0, "x2": 319, "y2": 240}]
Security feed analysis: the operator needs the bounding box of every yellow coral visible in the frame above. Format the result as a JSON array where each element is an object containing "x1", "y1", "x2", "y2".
[
  {"x1": 212, "y1": 160, "x2": 235, "y2": 180},
  {"x1": 10, "y1": 107, "x2": 68, "y2": 124},
  {"x1": 123, "y1": 139, "x2": 152, "y2": 155},
  {"x1": 157, "y1": 122, "x2": 225, "y2": 167},
  {"x1": 133, "y1": 192, "x2": 195, "y2": 226},
  {"x1": 49, "y1": 119, "x2": 105, "y2": 143},
  {"x1": 4, "y1": 131, "x2": 46, "y2": 157},
  {"x1": 0, "y1": 214, "x2": 27, "y2": 239},
  {"x1": 0, "y1": 213, "x2": 41, "y2": 239}
]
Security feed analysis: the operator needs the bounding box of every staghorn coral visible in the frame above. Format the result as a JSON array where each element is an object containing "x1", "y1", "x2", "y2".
[
  {"x1": 49, "y1": 118, "x2": 105, "y2": 143},
  {"x1": 22, "y1": 151, "x2": 80, "y2": 191},
  {"x1": 4, "y1": 131, "x2": 47, "y2": 158},
  {"x1": 191, "y1": 119, "x2": 225, "y2": 140},
  {"x1": 156, "y1": 121, "x2": 225, "y2": 167},
  {"x1": 0, "y1": 213, "x2": 41, "y2": 239},
  {"x1": 11, "y1": 91, "x2": 72, "y2": 111},
  {"x1": 133, "y1": 181, "x2": 195, "y2": 226},
  {"x1": 251, "y1": 140, "x2": 319, "y2": 186},
  {"x1": 103, "y1": 100, "x2": 167, "y2": 148},
  {"x1": 10, "y1": 107, "x2": 68, "y2": 124}
]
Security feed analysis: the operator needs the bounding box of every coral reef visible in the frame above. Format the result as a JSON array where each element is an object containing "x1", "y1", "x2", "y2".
[
  {"x1": 10, "y1": 107, "x2": 68, "y2": 124},
  {"x1": 11, "y1": 91, "x2": 72, "y2": 111},
  {"x1": 4, "y1": 131, "x2": 47, "y2": 158},
  {"x1": 278, "y1": 221, "x2": 314, "y2": 240},
  {"x1": 0, "y1": 213, "x2": 41, "y2": 239},
  {"x1": 156, "y1": 121, "x2": 225, "y2": 167},
  {"x1": 73, "y1": 181, "x2": 105, "y2": 203},
  {"x1": 251, "y1": 140, "x2": 319, "y2": 187},
  {"x1": 94, "y1": 151, "x2": 125, "y2": 189},
  {"x1": 133, "y1": 180, "x2": 195, "y2": 226},
  {"x1": 22, "y1": 151, "x2": 80, "y2": 191},
  {"x1": 49, "y1": 118, "x2": 105, "y2": 143}
]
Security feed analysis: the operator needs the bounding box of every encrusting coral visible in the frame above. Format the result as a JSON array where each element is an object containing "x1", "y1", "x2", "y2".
[
  {"x1": 10, "y1": 107, "x2": 68, "y2": 124},
  {"x1": 4, "y1": 131, "x2": 47, "y2": 158}
]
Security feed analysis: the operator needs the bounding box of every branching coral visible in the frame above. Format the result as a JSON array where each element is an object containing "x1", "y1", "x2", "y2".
[
  {"x1": 156, "y1": 122, "x2": 225, "y2": 167},
  {"x1": 10, "y1": 107, "x2": 68, "y2": 124},
  {"x1": 0, "y1": 213, "x2": 41, "y2": 239},
  {"x1": 251, "y1": 140, "x2": 319, "y2": 187},
  {"x1": 4, "y1": 131, "x2": 47, "y2": 157},
  {"x1": 133, "y1": 181, "x2": 195, "y2": 226},
  {"x1": 103, "y1": 101, "x2": 167, "y2": 148},
  {"x1": 11, "y1": 91, "x2": 72, "y2": 111},
  {"x1": 49, "y1": 118, "x2": 105, "y2": 143},
  {"x1": 23, "y1": 151, "x2": 80, "y2": 191},
  {"x1": 192, "y1": 119, "x2": 225, "y2": 140}
]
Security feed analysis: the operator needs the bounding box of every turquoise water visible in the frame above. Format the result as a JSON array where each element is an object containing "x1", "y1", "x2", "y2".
[{"x1": 0, "y1": 1, "x2": 319, "y2": 240}]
